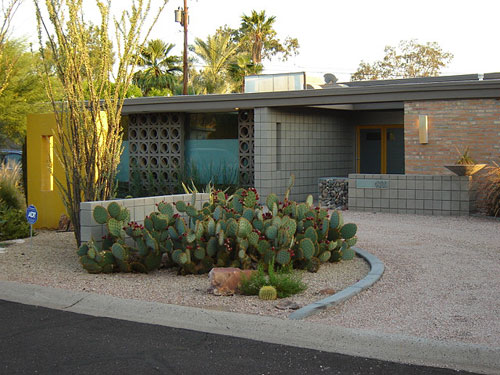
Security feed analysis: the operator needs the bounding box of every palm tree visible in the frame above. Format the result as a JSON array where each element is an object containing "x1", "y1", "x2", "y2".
[
  {"x1": 238, "y1": 10, "x2": 299, "y2": 64},
  {"x1": 133, "y1": 39, "x2": 181, "y2": 96},
  {"x1": 228, "y1": 54, "x2": 262, "y2": 93},
  {"x1": 193, "y1": 31, "x2": 239, "y2": 94},
  {"x1": 239, "y1": 10, "x2": 276, "y2": 64}
]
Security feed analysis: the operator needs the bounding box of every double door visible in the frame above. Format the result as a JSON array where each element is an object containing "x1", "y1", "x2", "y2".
[{"x1": 356, "y1": 125, "x2": 404, "y2": 174}]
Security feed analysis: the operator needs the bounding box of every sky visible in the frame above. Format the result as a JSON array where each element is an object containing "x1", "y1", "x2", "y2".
[{"x1": 10, "y1": 0, "x2": 500, "y2": 82}]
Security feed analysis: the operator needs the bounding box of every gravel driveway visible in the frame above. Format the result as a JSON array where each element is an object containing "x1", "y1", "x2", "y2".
[{"x1": 308, "y1": 212, "x2": 500, "y2": 347}]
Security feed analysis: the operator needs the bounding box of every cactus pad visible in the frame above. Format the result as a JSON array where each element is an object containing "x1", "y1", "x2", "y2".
[
  {"x1": 340, "y1": 223, "x2": 357, "y2": 239},
  {"x1": 304, "y1": 226, "x2": 318, "y2": 243},
  {"x1": 265, "y1": 225, "x2": 278, "y2": 240},
  {"x1": 93, "y1": 205, "x2": 109, "y2": 224},
  {"x1": 194, "y1": 247, "x2": 205, "y2": 260},
  {"x1": 318, "y1": 251, "x2": 331, "y2": 263},
  {"x1": 186, "y1": 205, "x2": 198, "y2": 218},
  {"x1": 237, "y1": 217, "x2": 252, "y2": 238},
  {"x1": 107, "y1": 202, "x2": 121, "y2": 219},
  {"x1": 107, "y1": 218, "x2": 124, "y2": 238},
  {"x1": 158, "y1": 201, "x2": 174, "y2": 217},
  {"x1": 329, "y1": 211, "x2": 344, "y2": 229},
  {"x1": 175, "y1": 200, "x2": 187, "y2": 212},
  {"x1": 342, "y1": 248, "x2": 356, "y2": 260},
  {"x1": 275, "y1": 249, "x2": 291, "y2": 265},
  {"x1": 299, "y1": 238, "x2": 315, "y2": 260},
  {"x1": 257, "y1": 239, "x2": 270, "y2": 254},
  {"x1": 111, "y1": 243, "x2": 128, "y2": 261},
  {"x1": 346, "y1": 237, "x2": 357, "y2": 247},
  {"x1": 266, "y1": 193, "x2": 278, "y2": 210},
  {"x1": 207, "y1": 237, "x2": 218, "y2": 257}
]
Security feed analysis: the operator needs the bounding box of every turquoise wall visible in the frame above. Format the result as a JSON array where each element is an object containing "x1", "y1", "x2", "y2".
[
  {"x1": 116, "y1": 141, "x2": 129, "y2": 182},
  {"x1": 185, "y1": 139, "x2": 239, "y2": 184}
]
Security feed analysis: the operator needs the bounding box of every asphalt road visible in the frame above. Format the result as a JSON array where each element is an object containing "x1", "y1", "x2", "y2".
[{"x1": 0, "y1": 300, "x2": 480, "y2": 375}]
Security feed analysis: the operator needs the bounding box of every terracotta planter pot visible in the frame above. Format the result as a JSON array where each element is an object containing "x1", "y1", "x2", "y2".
[{"x1": 444, "y1": 164, "x2": 487, "y2": 176}]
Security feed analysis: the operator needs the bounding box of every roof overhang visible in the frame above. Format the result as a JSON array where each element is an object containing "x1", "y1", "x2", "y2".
[{"x1": 122, "y1": 79, "x2": 500, "y2": 114}]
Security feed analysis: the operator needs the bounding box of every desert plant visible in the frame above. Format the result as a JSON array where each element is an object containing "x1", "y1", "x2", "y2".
[
  {"x1": 455, "y1": 146, "x2": 476, "y2": 165},
  {"x1": 77, "y1": 179, "x2": 359, "y2": 275},
  {"x1": 0, "y1": 159, "x2": 25, "y2": 211},
  {"x1": 258, "y1": 286, "x2": 277, "y2": 300},
  {"x1": 34, "y1": 0, "x2": 167, "y2": 245},
  {"x1": 477, "y1": 161, "x2": 500, "y2": 217},
  {"x1": 0, "y1": 204, "x2": 30, "y2": 241},
  {"x1": 240, "y1": 261, "x2": 306, "y2": 298}
]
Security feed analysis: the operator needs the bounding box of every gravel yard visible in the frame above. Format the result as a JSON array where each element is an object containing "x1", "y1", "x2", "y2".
[
  {"x1": 0, "y1": 228, "x2": 369, "y2": 318},
  {"x1": 1, "y1": 211, "x2": 499, "y2": 347},
  {"x1": 308, "y1": 212, "x2": 500, "y2": 347}
]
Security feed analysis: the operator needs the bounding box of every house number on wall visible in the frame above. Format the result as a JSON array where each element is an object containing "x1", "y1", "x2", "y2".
[{"x1": 356, "y1": 180, "x2": 389, "y2": 189}]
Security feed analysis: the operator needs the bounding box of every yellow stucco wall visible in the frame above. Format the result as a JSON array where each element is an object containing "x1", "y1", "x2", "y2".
[
  {"x1": 27, "y1": 112, "x2": 109, "y2": 229},
  {"x1": 26, "y1": 113, "x2": 67, "y2": 228}
]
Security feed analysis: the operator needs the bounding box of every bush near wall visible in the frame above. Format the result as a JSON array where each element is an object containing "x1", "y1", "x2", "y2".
[
  {"x1": 77, "y1": 183, "x2": 358, "y2": 275},
  {"x1": 0, "y1": 160, "x2": 30, "y2": 241},
  {"x1": 477, "y1": 162, "x2": 500, "y2": 217}
]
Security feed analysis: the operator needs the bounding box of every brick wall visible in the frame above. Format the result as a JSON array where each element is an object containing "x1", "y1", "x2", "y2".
[
  {"x1": 254, "y1": 107, "x2": 355, "y2": 202},
  {"x1": 405, "y1": 99, "x2": 500, "y2": 175}
]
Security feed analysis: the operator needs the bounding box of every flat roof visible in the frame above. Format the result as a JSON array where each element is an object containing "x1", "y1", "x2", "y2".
[{"x1": 122, "y1": 75, "x2": 500, "y2": 114}]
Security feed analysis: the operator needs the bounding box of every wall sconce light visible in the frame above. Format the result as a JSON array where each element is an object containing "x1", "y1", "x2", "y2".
[{"x1": 419, "y1": 115, "x2": 428, "y2": 144}]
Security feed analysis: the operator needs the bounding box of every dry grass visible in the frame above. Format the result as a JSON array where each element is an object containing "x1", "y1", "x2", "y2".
[
  {"x1": 477, "y1": 161, "x2": 500, "y2": 217},
  {"x1": 0, "y1": 160, "x2": 25, "y2": 210}
]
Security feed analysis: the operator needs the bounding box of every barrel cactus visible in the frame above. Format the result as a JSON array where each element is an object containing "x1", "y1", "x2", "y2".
[{"x1": 259, "y1": 286, "x2": 277, "y2": 300}]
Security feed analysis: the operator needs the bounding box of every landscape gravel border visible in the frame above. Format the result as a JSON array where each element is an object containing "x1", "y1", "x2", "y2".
[{"x1": 289, "y1": 247, "x2": 384, "y2": 319}]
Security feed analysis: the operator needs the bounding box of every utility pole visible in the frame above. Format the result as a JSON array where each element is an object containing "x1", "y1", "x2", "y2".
[
  {"x1": 175, "y1": 1, "x2": 189, "y2": 95},
  {"x1": 182, "y1": 0, "x2": 189, "y2": 95}
]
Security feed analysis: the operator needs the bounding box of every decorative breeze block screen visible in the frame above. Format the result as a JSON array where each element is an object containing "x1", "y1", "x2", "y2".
[
  {"x1": 238, "y1": 110, "x2": 254, "y2": 187},
  {"x1": 129, "y1": 113, "x2": 184, "y2": 194}
]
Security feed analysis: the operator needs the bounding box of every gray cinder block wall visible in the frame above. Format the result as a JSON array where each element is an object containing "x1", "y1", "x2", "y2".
[
  {"x1": 348, "y1": 174, "x2": 475, "y2": 216},
  {"x1": 80, "y1": 193, "x2": 210, "y2": 243},
  {"x1": 254, "y1": 107, "x2": 355, "y2": 203}
]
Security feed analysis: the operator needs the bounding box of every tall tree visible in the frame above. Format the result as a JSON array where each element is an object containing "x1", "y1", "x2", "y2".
[
  {"x1": 237, "y1": 10, "x2": 299, "y2": 64},
  {"x1": 133, "y1": 39, "x2": 182, "y2": 96},
  {"x1": 351, "y1": 39, "x2": 454, "y2": 81},
  {"x1": 34, "y1": 0, "x2": 166, "y2": 245},
  {"x1": 0, "y1": 0, "x2": 22, "y2": 96},
  {"x1": 193, "y1": 29, "x2": 240, "y2": 94},
  {"x1": 0, "y1": 40, "x2": 61, "y2": 146},
  {"x1": 227, "y1": 53, "x2": 262, "y2": 93}
]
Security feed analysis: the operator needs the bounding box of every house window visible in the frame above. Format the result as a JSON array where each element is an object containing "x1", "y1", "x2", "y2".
[
  {"x1": 356, "y1": 125, "x2": 404, "y2": 174},
  {"x1": 41, "y1": 135, "x2": 53, "y2": 191}
]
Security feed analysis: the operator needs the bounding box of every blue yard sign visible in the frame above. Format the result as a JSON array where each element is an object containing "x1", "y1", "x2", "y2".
[
  {"x1": 26, "y1": 205, "x2": 37, "y2": 247},
  {"x1": 26, "y1": 205, "x2": 38, "y2": 225}
]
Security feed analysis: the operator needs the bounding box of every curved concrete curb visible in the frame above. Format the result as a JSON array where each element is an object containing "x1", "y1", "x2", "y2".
[
  {"x1": 289, "y1": 246, "x2": 384, "y2": 320},
  {"x1": 1, "y1": 280, "x2": 498, "y2": 375}
]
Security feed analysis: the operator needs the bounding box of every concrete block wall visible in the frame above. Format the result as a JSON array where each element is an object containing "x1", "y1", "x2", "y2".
[
  {"x1": 254, "y1": 107, "x2": 355, "y2": 202},
  {"x1": 348, "y1": 174, "x2": 475, "y2": 216},
  {"x1": 80, "y1": 193, "x2": 210, "y2": 243},
  {"x1": 405, "y1": 99, "x2": 500, "y2": 175}
]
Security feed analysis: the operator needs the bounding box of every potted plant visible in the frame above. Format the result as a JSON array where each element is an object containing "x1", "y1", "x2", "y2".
[{"x1": 444, "y1": 146, "x2": 486, "y2": 176}]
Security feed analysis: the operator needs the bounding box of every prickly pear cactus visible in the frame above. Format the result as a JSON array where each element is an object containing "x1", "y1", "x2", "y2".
[{"x1": 78, "y1": 181, "x2": 359, "y2": 275}]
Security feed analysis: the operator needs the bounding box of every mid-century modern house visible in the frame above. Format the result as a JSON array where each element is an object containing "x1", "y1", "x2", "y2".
[{"x1": 27, "y1": 73, "x2": 500, "y2": 227}]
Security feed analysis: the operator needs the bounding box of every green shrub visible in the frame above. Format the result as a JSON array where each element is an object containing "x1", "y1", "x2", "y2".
[
  {"x1": 0, "y1": 206, "x2": 30, "y2": 241},
  {"x1": 240, "y1": 261, "x2": 307, "y2": 298}
]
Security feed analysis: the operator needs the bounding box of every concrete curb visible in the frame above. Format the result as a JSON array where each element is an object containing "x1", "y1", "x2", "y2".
[
  {"x1": 1, "y1": 280, "x2": 499, "y2": 374},
  {"x1": 289, "y1": 246, "x2": 384, "y2": 320}
]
